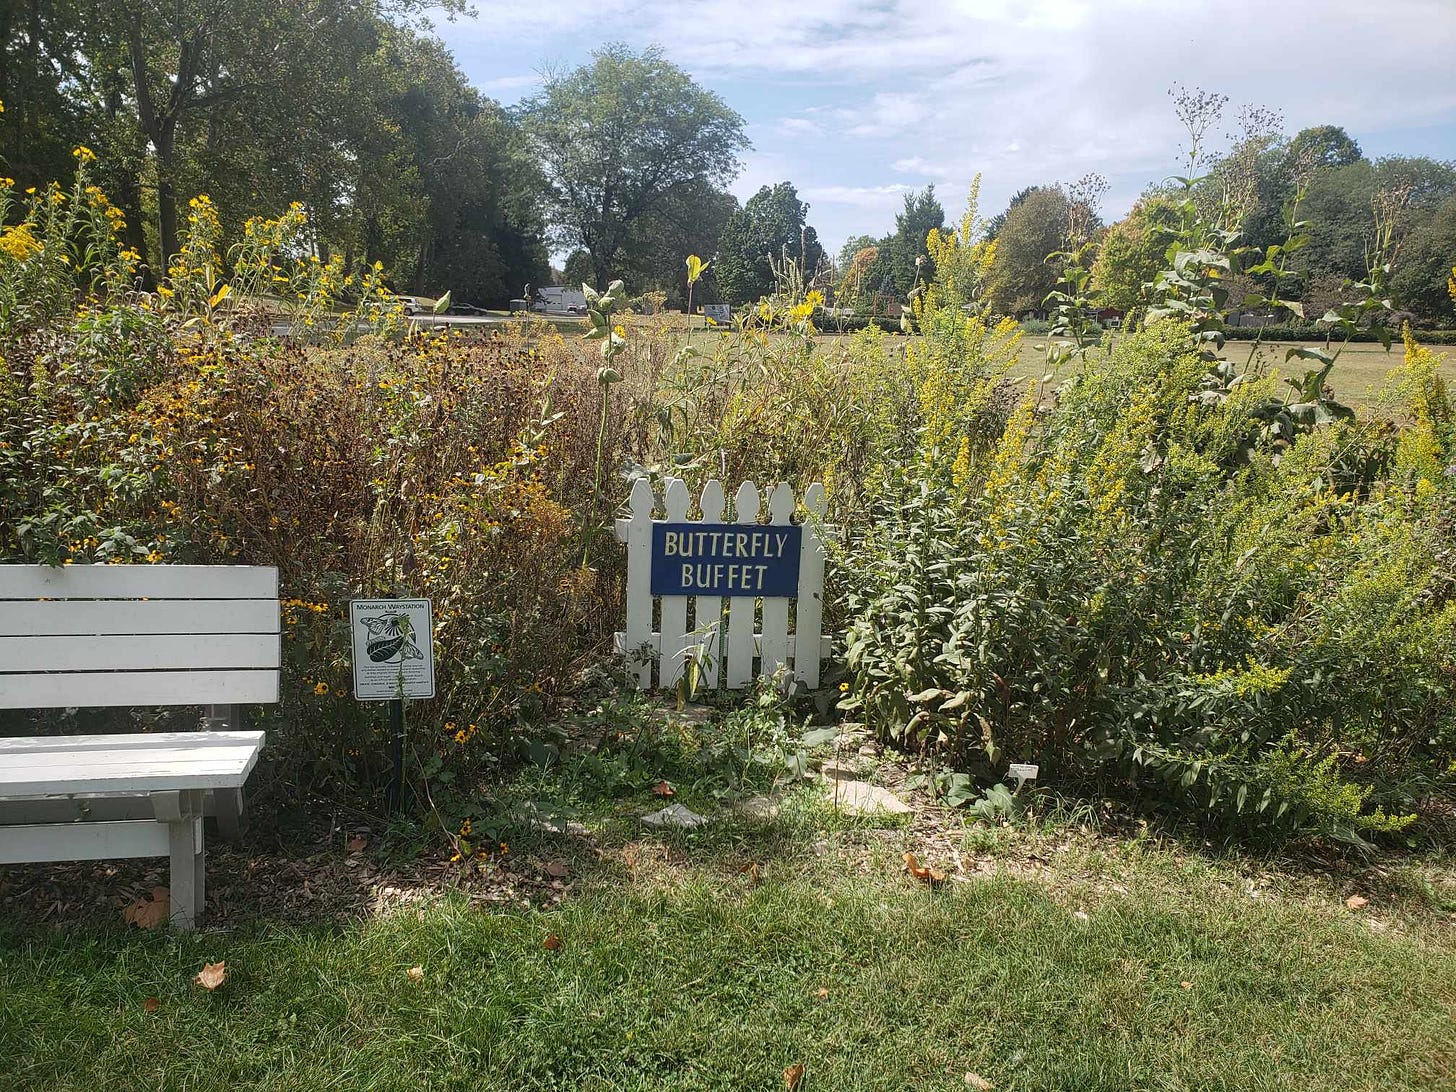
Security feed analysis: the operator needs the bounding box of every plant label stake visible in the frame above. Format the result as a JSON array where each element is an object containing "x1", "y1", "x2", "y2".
[
  {"x1": 350, "y1": 599, "x2": 435, "y2": 814},
  {"x1": 1008, "y1": 763, "x2": 1039, "y2": 791}
]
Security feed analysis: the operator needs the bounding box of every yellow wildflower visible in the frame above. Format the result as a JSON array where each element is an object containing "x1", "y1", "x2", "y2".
[{"x1": 0, "y1": 225, "x2": 42, "y2": 261}]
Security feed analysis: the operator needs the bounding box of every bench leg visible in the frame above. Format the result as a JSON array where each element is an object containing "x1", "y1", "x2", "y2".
[
  {"x1": 211, "y1": 788, "x2": 246, "y2": 844},
  {"x1": 154, "y1": 790, "x2": 207, "y2": 930},
  {"x1": 167, "y1": 817, "x2": 205, "y2": 930},
  {"x1": 203, "y1": 705, "x2": 248, "y2": 844}
]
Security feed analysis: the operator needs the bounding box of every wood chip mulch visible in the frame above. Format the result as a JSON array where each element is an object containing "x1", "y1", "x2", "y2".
[{"x1": 0, "y1": 822, "x2": 594, "y2": 933}]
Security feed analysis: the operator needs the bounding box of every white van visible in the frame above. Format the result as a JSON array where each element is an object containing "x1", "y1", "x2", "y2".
[
  {"x1": 384, "y1": 294, "x2": 423, "y2": 315},
  {"x1": 532, "y1": 287, "x2": 588, "y2": 315}
]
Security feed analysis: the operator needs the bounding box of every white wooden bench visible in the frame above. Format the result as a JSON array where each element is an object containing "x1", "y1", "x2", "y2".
[{"x1": 0, "y1": 564, "x2": 280, "y2": 928}]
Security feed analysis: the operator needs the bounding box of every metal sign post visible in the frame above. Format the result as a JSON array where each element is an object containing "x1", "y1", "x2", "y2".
[{"x1": 387, "y1": 695, "x2": 406, "y2": 814}]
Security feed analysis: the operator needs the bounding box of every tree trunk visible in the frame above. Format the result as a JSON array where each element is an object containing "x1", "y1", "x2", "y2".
[
  {"x1": 591, "y1": 247, "x2": 614, "y2": 291},
  {"x1": 127, "y1": 15, "x2": 199, "y2": 273},
  {"x1": 155, "y1": 134, "x2": 179, "y2": 271}
]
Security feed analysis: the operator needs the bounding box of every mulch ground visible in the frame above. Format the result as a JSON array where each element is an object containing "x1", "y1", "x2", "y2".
[{"x1": 0, "y1": 805, "x2": 591, "y2": 932}]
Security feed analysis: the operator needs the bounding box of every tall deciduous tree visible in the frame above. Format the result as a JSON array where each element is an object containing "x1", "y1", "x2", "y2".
[
  {"x1": 984, "y1": 185, "x2": 1069, "y2": 316},
  {"x1": 101, "y1": 0, "x2": 416, "y2": 270},
  {"x1": 1300, "y1": 157, "x2": 1456, "y2": 289},
  {"x1": 0, "y1": 0, "x2": 91, "y2": 190},
  {"x1": 1391, "y1": 193, "x2": 1456, "y2": 323},
  {"x1": 985, "y1": 185, "x2": 1038, "y2": 241},
  {"x1": 342, "y1": 27, "x2": 548, "y2": 305},
  {"x1": 520, "y1": 43, "x2": 747, "y2": 289},
  {"x1": 619, "y1": 180, "x2": 738, "y2": 307},
  {"x1": 1285, "y1": 125, "x2": 1362, "y2": 172},
  {"x1": 0, "y1": 1, "x2": 547, "y2": 302},
  {"x1": 715, "y1": 181, "x2": 823, "y2": 304},
  {"x1": 1090, "y1": 195, "x2": 1181, "y2": 312}
]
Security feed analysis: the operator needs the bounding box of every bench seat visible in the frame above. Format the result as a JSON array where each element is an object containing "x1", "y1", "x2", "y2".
[{"x1": 0, "y1": 731, "x2": 266, "y2": 928}]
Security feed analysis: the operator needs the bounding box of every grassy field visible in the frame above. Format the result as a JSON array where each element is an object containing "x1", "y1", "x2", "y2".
[
  {"x1": 614, "y1": 313, "x2": 1454, "y2": 412},
  {"x1": 3, "y1": 786, "x2": 1453, "y2": 1091}
]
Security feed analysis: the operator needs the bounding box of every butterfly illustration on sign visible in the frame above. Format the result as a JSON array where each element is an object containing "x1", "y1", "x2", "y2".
[{"x1": 361, "y1": 613, "x2": 425, "y2": 664}]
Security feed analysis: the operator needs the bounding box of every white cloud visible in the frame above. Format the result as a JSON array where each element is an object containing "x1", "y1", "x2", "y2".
[
  {"x1": 891, "y1": 156, "x2": 954, "y2": 178},
  {"x1": 802, "y1": 183, "x2": 915, "y2": 208},
  {"x1": 777, "y1": 117, "x2": 823, "y2": 137},
  {"x1": 438, "y1": 0, "x2": 1456, "y2": 253},
  {"x1": 477, "y1": 74, "x2": 541, "y2": 96}
]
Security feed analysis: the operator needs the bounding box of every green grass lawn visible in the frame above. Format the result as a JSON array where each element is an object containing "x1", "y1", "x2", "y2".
[
  {"x1": 1010, "y1": 336, "x2": 1455, "y2": 411},
  {"x1": 3, "y1": 790, "x2": 1453, "y2": 1091},
  {"x1": 618, "y1": 312, "x2": 1454, "y2": 413}
]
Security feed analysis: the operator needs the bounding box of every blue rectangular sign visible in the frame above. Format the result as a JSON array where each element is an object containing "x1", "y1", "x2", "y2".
[{"x1": 650, "y1": 522, "x2": 802, "y2": 597}]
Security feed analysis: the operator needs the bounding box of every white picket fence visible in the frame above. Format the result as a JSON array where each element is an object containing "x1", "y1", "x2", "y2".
[{"x1": 614, "y1": 478, "x2": 828, "y2": 690}]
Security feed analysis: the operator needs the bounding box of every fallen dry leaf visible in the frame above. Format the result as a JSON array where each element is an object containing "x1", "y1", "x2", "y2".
[
  {"x1": 195, "y1": 962, "x2": 227, "y2": 991},
  {"x1": 1180, "y1": 981, "x2": 1193, "y2": 990},
  {"x1": 1345, "y1": 894, "x2": 1369, "y2": 911},
  {"x1": 652, "y1": 781, "x2": 676, "y2": 797},
  {"x1": 783, "y1": 1063, "x2": 805, "y2": 1091},
  {"x1": 142, "y1": 997, "x2": 160, "y2": 1013},
  {"x1": 346, "y1": 835, "x2": 368, "y2": 854},
  {"x1": 406, "y1": 966, "x2": 425, "y2": 983},
  {"x1": 965, "y1": 1074, "x2": 995, "y2": 1091},
  {"x1": 903, "y1": 852, "x2": 946, "y2": 885},
  {"x1": 544, "y1": 860, "x2": 570, "y2": 879},
  {"x1": 122, "y1": 888, "x2": 171, "y2": 930},
  {"x1": 741, "y1": 862, "x2": 763, "y2": 885},
  {"x1": 542, "y1": 934, "x2": 563, "y2": 951},
  {"x1": 814, "y1": 987, "x2": 829, "y2": 999}
]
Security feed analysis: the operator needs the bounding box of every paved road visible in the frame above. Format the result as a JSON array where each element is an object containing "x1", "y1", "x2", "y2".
[{"x1": 268, "y1": 311, "x2": 579, "y2": 337}]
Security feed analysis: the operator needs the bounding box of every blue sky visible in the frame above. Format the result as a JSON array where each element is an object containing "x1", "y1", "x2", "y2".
[{"x1": 434, "y1": 0, "x2": 1456, "y2": 260}]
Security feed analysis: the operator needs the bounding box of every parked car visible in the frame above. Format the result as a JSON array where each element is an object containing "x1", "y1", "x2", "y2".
[
  {"x1": 385, "y1": 295, "x2": 423, "y2": 315},
  {"x1": 446, "y1": 302, "x2": 489, "y2": 316}
]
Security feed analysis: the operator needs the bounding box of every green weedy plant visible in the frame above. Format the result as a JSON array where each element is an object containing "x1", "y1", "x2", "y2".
[
  {"x1": 840, "y1": 287, "x2": 1455, "y2": 844},
  {"x1": 579, "y1": 278, "x2": 628, "y2": 565},
  {"x1": 1042, "y1": 173, "x2": 1109, "y2": 367},
  {"x1": 1141, "y1": 92, "x2": 1408, "y2": 460}
]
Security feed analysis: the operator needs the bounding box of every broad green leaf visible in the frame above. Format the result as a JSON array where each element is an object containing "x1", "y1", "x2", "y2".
[
  {"x1": 1285, "y1": 346, "x2": 1333, "y2": 366},
  {"x1": 800, "y1": 726, "x2": 840, "y2": 748}
]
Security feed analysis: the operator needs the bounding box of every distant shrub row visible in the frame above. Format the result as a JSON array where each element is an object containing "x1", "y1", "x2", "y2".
[
  {"x1": 1222, "y1": 325, "x2": 1456, "y2": 345},
  {"x1": 811, "y1": 312, "x2": 905, "y2": 334}
]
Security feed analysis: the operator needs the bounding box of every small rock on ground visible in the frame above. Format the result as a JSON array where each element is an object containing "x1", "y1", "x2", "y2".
[
  {"x1": 826, "y1": 780, "x2": 912, "y2": 815},
  {"x1": 642, "y1": 803, "x2": 710, "y2": 829},
  {"x1": 734, "y1": 795, "x2": 780, "y2": 820}
]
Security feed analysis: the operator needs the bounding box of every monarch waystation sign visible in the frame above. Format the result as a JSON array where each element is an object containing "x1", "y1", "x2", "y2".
[{"x1": 349, "y1": 598, "x2": 435, "y2": 700}]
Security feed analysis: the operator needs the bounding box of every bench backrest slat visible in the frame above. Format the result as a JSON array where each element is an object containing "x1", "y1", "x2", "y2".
[
  {"x1": 0, "y1": 564, "x2": 278, "y2": 599},
  {"x1": 0, "y1": 634, "x2": 278, "y2": 673},
  {"x1": 0, "y1": 565, "x2": 281, "y2": 710},
  {"x1": 5, "y1": 600, "x2": 279, "y2": 637},
  {"x1": 3, "y1": 669, "x2": 279, "y2": 709}
]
